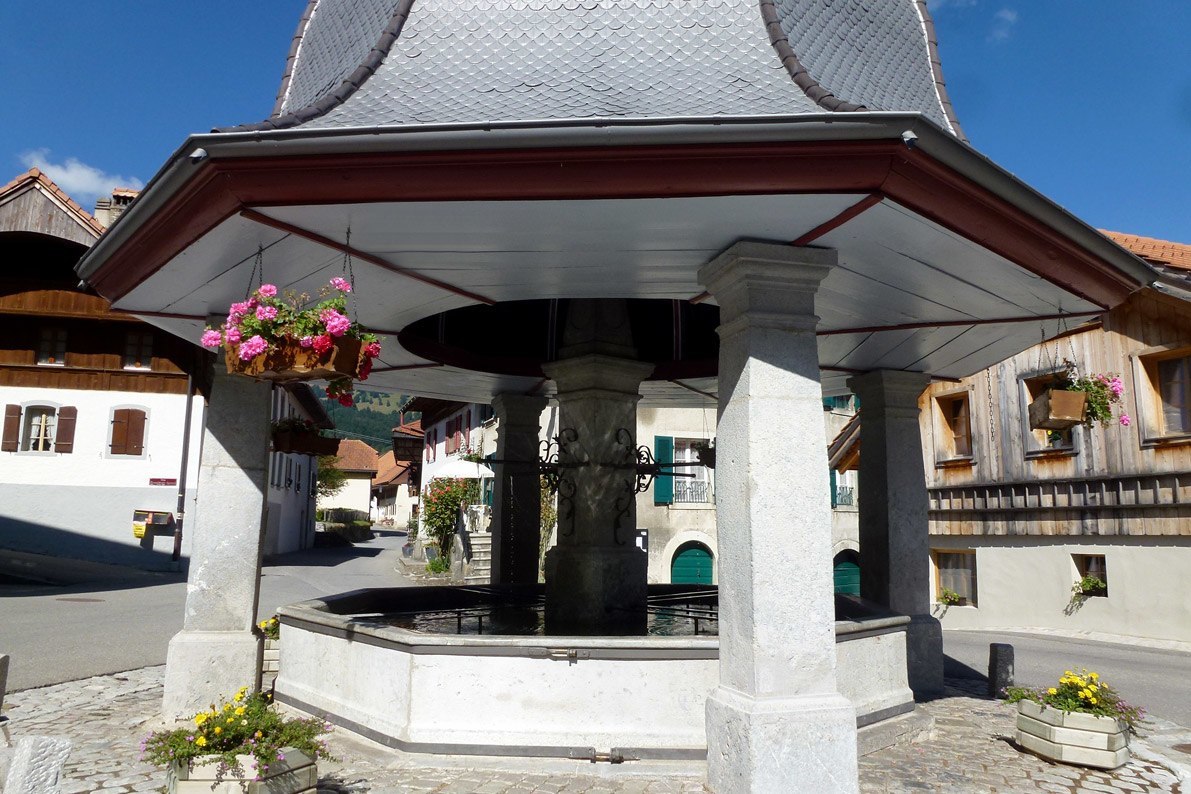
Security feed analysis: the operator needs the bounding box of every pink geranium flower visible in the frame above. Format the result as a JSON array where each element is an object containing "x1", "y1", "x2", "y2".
[
  {"x1": 200, "y1": 329, "x2": 223, "y2": 349},
  {"x1": 320, "y1": 308, "x2": 351, "y2": 336},
  {"x1": 364, "y1": 342, "x2": 382, "y2": 358},
  {"x1": 299, "y1": 336, "x2": 314, "y2": 348},
  {"x1": 225, "y1": 327, "x2": 242, "y2": 345},
  {"x1": 1119, "y1": 414, "x2": 1131, "y2": 427},
  {"x1": 238, "y1": 335, "x2": 269, "y2": 361},
  {"x1": 330, "y1": 277, "x2": 352, "y2": 293},
  {"x1": 257, "y1": 284, "x2": 277, "y2": 298},
  {"x1": 255, "y1": 305, "x2": 278, "y2": 321},
  {"x1": 311, "y1": 334, "x2": 334, "y2": 355}
]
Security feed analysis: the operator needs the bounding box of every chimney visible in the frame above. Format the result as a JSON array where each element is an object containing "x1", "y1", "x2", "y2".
[{"x1": 93, "y1": 187, "x2": 139, "y2": 229}]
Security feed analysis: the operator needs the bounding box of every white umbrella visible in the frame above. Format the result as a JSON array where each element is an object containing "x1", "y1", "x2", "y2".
[{"x1": 430, "y1": 458, "x2": 495, "y2": 479}]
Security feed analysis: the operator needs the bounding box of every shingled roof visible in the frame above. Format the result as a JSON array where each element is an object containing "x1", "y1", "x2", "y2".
[
  {"x1": 334, "y1": 438, "x2": 380, "y2": 473},
  {"x1": 229, "y1": 0, "x2": 963, "y2": 137},
  {"x1": 1101, "y1": 231, "x2": 1191, "y2": 271}
]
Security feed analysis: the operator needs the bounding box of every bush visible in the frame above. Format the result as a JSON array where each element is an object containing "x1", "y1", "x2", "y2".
[
  {"x1": 426, "y1": 555, "x2": 450, "y2": 574},
  {"x1": 421, "y1": 478, "x2": 477, "y2": 556}
]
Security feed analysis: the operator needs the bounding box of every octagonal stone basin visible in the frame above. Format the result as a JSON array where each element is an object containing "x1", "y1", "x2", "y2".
[{"x1": 276, "y1": 585, "x2": 913, "y2": 760}]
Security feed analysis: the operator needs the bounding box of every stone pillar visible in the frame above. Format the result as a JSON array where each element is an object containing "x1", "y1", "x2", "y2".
[
  {"x1": 162, "y1": 359, "x2": 271, "y2": 720},
  {"x1": 846, "y1": 369, "x2": 944, "y2": 698},
  {"x1": 700, "y1": 242, "x2": 858, "y2": 794},
  {"x1": 490, "y1": 393, "x2": 547, "y2": 585}
]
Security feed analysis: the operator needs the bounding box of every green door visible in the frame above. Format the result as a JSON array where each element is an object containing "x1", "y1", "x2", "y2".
[
  {"x1": 671, "y1": 542, "x2": 714, "y2": 584},
  {"x1": 833, "y1": 551, "x2": 860, "y2": 595}
]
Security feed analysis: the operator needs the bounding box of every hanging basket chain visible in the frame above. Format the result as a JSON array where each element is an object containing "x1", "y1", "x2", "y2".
[
  {"x1": 342, "y1": 227, "x2": 358, "y2": 322},
  {"x1": 245, "y1": 246, "x2": 265, "y2": 299}
]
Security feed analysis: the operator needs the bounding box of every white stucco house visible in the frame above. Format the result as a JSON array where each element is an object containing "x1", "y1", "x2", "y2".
[{"x1": 318, "y1": 438, "x2": 379, "y2": 516}]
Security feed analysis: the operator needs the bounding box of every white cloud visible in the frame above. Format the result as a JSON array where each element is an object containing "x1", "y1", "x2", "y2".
[
  {"x1": 19, "y1": 149, "x2": 144, "y2": 207},
  {"x1": 988, "y1": 7, "x2": 1018, "y2": 41}
]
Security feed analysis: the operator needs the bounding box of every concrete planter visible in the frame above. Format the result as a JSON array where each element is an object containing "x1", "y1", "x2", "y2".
[
  {"x1": 1015, "y1": 700, "x2": 1129, "y2": 769},
  {"x1": 167, "y1": 748, "x2": 316, "y2": 793}
]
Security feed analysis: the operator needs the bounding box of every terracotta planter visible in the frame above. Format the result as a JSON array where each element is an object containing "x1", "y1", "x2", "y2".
[
  {"x1": 1028, "y1": 389, "x2": 1087, "y2": 431},
  {"x1": 272, "y1": 430, "x2": 339, "y2": 456},
  {"x1": 167, "y1": 748, "x2": 316, "y2": 793},
  {"x1": 1015, "y1": 700, "x2": 1129, "y2": 769},
  {"x1": 226, "y1": 337, "x2": 363, "y2": 382}
]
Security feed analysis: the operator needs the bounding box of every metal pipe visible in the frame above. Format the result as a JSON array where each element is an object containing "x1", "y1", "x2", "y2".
[{"x1": 172, "y1": 369, "x2": 198, "y2": 564}]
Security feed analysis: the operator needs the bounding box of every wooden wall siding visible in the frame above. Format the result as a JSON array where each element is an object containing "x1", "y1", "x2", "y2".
[
  {"x1": 0, "y1": 365, "x2": 188, "y2": 394},
  {"x1": 921, "y1": 288, "x2": 1191, "y2": 537},
  {"x1": 0, "y1": 284, "x2": 138, "y2": 322},
  {"x1": 929, "y1": 470, "x2": 1191, "y2": 536},
  {"x1": 0, "y1": 188, "x2": 99, "y2": 247},
  {"x1": 0, "y1": 317, "x2": 190, "y2": 376}
]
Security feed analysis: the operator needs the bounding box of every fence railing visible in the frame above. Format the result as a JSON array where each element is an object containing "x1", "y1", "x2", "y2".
[
  {"x1": 675, "y1": 480, "x2": 712, "y2": 504},
  {"x1": 834, "y1": 485, "x2": 855, "y2": 507}
]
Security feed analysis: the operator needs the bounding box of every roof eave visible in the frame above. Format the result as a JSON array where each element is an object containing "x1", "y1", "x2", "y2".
[{"x1": 75, "y1": 112, "x2": 1155, "y2": 296}]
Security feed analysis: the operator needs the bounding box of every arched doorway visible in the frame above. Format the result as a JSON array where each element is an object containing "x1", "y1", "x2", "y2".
[
  {"x1": 833, "y1": 550, "x2": 860, "y2": 596},
  {"x1": 671, "y1": 541, "x2": 714, "y2": 584}
]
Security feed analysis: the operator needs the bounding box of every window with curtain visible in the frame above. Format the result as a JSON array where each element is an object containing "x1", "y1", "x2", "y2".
[{"x1": 934, "y1": 550, "x2": 977, "y2": 606}]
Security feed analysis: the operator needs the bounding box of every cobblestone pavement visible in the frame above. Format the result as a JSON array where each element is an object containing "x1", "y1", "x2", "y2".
[{"x1": 0, "y1": 668, "x2": 1186, "y2": 793}]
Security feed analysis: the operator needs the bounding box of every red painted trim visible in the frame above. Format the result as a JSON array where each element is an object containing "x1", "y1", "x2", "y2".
[
  {"x1": 816, "y1": 310, "x2": 1102, "y2": 336},
  {"x1": 790, "y1": 193, "x2": 884, "y2": 246},
  {"x1": 86, "y1": 140, "x2": 1141, "y2": 310},
  {"x1": 240, "y1": 209, "x2": 496, "y2": 305}
]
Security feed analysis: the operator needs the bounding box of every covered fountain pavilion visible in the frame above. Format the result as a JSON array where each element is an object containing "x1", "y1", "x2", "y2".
[{"x1": 75, "y1": 1, "x2": 1154, "y2": 791}]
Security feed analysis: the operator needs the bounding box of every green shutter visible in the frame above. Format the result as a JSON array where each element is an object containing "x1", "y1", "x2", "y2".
[
  {"x1": 654, "y1": 435, "x2": 674, "y2": 505},
  {"x1": 830, "y1": 468, "x2": 838, "y2": 508}
]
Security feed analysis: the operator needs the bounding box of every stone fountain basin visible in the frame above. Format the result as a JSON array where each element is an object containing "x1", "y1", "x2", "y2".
[{"x1": 276, "y1": 585, "x2": 913, "y2": 760}]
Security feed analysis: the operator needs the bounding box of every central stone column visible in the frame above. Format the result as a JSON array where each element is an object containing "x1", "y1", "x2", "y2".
[
  {"x1": 163, "y1": 358, "x2": 270, "y2": 720},
  {"x1": 700, "y1": 242, "x2": 858, "y2": 794},
  {"x1": 543, "y1": 299, "x2": 653, "y2": 635},
  {"x1": 490, "y1": 393, "x2": 548, "y2": 585},
  {"x1": 847, "y1": 369, "x2": 944, "y2": 698}
]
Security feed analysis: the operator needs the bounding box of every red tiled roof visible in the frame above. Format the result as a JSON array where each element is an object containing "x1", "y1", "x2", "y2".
[
  {"x1": 1102, "y1": 230, "x2": 1191, "y2": 270},
  {"x1": 334, "y1": 438, "x2": 379, "y2": 473},
  {"x1": 373, "y1": 450, "x2": 412, "y2": 487},
  {"x1": 393, "y1": 419, "x2": 422, "y2": 438},
  {"x1": 0, "y1": 168, "x2": 105, "y2": 236}
]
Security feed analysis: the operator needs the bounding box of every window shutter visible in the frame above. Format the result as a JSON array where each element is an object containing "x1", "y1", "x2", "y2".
[
  {"x1": 2, "y1": 405, "x2": 20, "y2": 452},
  {"x1": 654, "y1": 435, "x2": 674, "y2": 505},
  {"x1": 111, "y1": 408, "x2": 130, "y2": 455},
  {"x1": 55, "y1": 407, "x2": 78, "y2": 453},
  {"x1": 126, "y1": 409, "x2": 146, "y2": 455},
  {"x1": 464, "y1": 410, "x2": 471, "y2": 448},
  {"x1": 829, "y1": 468, "x2": 838, "y2": 508}
]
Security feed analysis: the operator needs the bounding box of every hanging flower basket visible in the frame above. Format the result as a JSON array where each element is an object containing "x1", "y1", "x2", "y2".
[
  {"x1": 1027, "y1": 360, "x2": 1130, "y2": 432},
  {"x1": 1028, "y1": 389, "x2": 1087, "y2": 431},
  {"x1": 202, "y1": 278, "x2": 382, "y2": 406},
  {"x1": 272, "y1": 429, "x2": 339, "y2": 456}
]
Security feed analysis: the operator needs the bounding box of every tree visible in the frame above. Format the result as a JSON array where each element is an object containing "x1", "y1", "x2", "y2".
[{"x1": 316, "y1": 455, "x2": 348, "y2": 500}]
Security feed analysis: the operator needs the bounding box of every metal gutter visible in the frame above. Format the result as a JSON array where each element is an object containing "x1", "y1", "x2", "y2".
[{"x1": 76, "y1": 112, "x2": 1157, "y2": 291}]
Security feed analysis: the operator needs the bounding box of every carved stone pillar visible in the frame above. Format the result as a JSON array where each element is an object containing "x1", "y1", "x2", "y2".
[{"x1": 699, "y1": 242, "x2": 858, "y2": 794}]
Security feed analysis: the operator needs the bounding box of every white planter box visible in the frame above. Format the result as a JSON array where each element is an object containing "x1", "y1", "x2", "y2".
[
  {"x1": 263, "y1": 638, "x2": 281, "y2": 674},
  {"x1": 1015, "y1": 701, "x2": 1129, "y2": 770},
  {"x1": 167, "y1": 748, "x2": 316, "y2": 794}
]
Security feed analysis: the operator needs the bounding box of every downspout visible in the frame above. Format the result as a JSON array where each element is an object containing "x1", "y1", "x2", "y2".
[{"x1": 172, "y1": 370, "x2": 197, "y2": 568}]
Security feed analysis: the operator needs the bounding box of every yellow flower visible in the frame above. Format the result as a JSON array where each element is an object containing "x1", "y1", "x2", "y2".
[
  {"x1": 1089, "y1": 672, "x2": 1099, "y2": 680},
  {"x1": 195, "y1": 736, "x2": 207, "y2": 747},
  {"x1": 235, "y1": 706, "x2": 246, "y2": 716},
  {"x1": 223, "y1": 703, "x2": 232, "y2": 712},
  {"x1": 1064, "y1": 670, "x2": 1073, "y2": 677},
  {"x1": 1047, "y1": 688, "x2": 1058, "y2": 695},
  {"x1": 1089, "y1": 684, "x2": 1099, "y2": 692},
  {"x1": 254, "y1": 731, "x2": 263, "y2": 739},
  {"x1": 214, "y1": 726, "x2": 222, "y2": 735},
  {"x1": 195, "y1": 713, "x2": 208, "y2": 726},
  {"x1": 226, "y1": 717, "x2": 234, "y2": 724},
  {"x1": 1090, "y1": 697, "x2": 1098, "y2": 704}
]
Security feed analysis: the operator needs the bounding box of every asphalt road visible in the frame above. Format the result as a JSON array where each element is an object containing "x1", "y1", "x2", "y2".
[
  {"x1": 0, "y1": 530, "x2": 414, "y2": 691},
  {"x1": 944, "y1": 629, "x2": 1191, "y2": 727}
]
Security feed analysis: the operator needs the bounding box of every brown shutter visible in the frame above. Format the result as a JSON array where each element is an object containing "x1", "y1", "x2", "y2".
[
  {"x1": 55, "y1": 406, "x2": 78, "y2": 453},
  {"x1": 2, "y1": 405, "x2": 20, "y2": 452},
  {"x1": 126, "y1": 409, "x2": 146, "y2": 455},
  {"x1": 110, "y1": 408, "x2": 129, "y2": 455}
]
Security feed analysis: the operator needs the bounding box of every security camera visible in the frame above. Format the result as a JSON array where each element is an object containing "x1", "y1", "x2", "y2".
[
  {"x1": 189, "y1": 148, "x2": 209, "y2": 163},
  {"x1": 901, "y1": 131, "x2": 918, "y2": 149}
]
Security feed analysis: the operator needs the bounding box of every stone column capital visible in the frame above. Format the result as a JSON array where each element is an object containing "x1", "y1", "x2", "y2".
[
  {"x1": 543, "y1": 355, "x2": 654, "y2": 397},
  {"x1": 698, "y1": 242, "x2": 835, "y2": 332},
  {"x1": 847, "y1": 369, "x2": 932, "y2": 412},
  {"x1": 492, "y1": 393, "x2": 548, "y2": 427}
]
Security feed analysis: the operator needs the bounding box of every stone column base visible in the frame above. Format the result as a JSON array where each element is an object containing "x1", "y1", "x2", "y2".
[
  {"x1": 544, "y1": 545, "x2": 647, "y2": 635},
  {"x1": 706, "y1": 686, "x2": 858, "y2": 794},
  {"x1": 163, "y1": 630, "x2": 262, "y2": 720},
  {"x1": 906, "y1": 614, "x2": 944, "y2": 699}
]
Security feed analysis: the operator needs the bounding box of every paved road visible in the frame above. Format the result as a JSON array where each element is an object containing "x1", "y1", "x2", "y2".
[
  {"x1": 944, "y1": 628, "x2": 1191, "y2": 726},
  {"x1": 0, "y1": 529, "x2": 414, "y2": 691}
]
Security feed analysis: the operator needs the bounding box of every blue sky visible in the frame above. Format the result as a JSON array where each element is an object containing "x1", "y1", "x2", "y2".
[{"x1": 1, "y1": 1, "x2": 1187, "y2": 243}]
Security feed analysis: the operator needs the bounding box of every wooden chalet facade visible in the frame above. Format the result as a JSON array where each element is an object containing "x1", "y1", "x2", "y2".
[{"x1": 920, "y1": 232, "x2": 1191, "y2": 643}]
